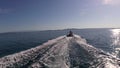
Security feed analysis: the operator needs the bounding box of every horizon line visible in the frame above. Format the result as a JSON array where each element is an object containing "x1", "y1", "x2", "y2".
[{"x1": 0, "y1": 27, "x2": 119, "y2": 34}]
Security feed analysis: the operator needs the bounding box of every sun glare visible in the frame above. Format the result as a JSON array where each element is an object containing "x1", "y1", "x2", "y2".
[
  {"x1": 111, "y1": 29, "x2": 120, "y2": 36},
  {"x1": 103, "y1": 0, "x2": 120, "y2": 5}
]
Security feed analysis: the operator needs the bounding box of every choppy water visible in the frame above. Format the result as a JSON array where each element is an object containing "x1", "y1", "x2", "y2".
[{"x1": 0, "y1": 28, "x2": 120, "y2": 58}]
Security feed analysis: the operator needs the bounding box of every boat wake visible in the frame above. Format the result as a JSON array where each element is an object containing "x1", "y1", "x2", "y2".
[{"x1": 0, "y1": 35, "x2": 120, "y2": 68}]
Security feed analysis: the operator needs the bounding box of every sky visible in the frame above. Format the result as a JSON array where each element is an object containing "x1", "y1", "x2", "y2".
[{"x1": 0, "y1": 0, "x2": 120, "y2": 32}]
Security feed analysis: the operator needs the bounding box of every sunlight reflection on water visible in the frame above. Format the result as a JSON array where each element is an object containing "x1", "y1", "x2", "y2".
[{"x1": 111, "y1": 29, "x2": 120, "y2": 58}]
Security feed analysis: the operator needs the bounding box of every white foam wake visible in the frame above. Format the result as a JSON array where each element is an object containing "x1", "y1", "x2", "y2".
[{"x1": 0, "y1": 35, "x2": 120, "y2": 68}]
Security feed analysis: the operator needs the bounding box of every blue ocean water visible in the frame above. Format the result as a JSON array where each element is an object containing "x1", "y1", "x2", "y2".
[{"x1": 0, "y1": 28, "x2": 119, "y2": 58}]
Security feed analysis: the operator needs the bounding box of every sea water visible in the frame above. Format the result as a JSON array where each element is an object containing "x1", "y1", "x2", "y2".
[{"x1": 0, "y1": 28, "x2": 119, "y2": 58}]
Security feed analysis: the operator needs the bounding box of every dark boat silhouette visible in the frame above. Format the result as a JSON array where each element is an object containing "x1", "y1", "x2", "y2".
[{"x1": 67, "y1": 31, "x2": 73, "y2": 37}]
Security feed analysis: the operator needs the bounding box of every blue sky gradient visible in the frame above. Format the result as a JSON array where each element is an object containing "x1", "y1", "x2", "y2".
[{"x1": 0, "y1": 0, "x2": 120, "y2": 32}]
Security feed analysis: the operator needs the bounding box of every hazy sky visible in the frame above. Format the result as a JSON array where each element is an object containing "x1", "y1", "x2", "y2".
[{"x1": 0, "y1": 0, "x2": 120, "y2": 32}]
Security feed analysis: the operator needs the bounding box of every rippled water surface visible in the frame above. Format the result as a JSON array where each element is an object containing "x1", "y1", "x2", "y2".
[{"x1": 0, "y1": 28, "x2": 120, "y2": 58}]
